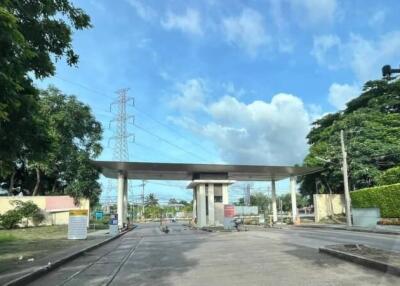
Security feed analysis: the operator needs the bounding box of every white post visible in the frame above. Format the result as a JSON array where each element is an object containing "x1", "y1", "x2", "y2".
[
  {"x1": 123, "y1": 177, "x2": 128, "y2": 226},
  {"x1": 196, "y1": 184, "x2": 207, "y2": 227},
  {"x1": 192, "y1": 189, "x2": 197, "y2": 223},
  {"x1": 340, "y1": 130, "x2": 352, "y2": 227},
  {"x1": 222, "y1": 184, "x2": 229, "y2": 204},
  {"x1": 117, "y1": 172, "x2": 124, "y2": 228},
  {"x1": 208, "y1": 184, "x2": 215, "y2": 226},
  {"x1": 271, "y1": 180, "x2": 278, "y2": 223},
  {"x1": 290, "y1": 176, "x2": 297, "y2": 223}
]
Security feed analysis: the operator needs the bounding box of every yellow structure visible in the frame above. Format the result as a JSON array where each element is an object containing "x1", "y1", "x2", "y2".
[
  {"x1": 313, "y1": 194, "x2": 345, "y2": 222},
  {"x1": 0, "y1": 196, "x2": 90, "y2": 226}
]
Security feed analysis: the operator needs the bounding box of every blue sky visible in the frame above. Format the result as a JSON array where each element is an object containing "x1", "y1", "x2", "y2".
[{"x1": 38, "y1": 0, "x2": 400, "y2": 203}]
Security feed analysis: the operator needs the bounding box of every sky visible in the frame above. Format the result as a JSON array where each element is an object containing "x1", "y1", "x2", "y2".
[{"x1": 38, "y1": 0, "x2": 400, "y2": 203}]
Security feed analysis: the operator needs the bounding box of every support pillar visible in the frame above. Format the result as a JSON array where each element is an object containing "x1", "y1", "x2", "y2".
[
  {"x1": 117, "y1": 171, "x2": 125, "y2": 228},
  {"x1": 290, "y1": 176, "x2": 297, "y2": 223},
  {"x1": 192, "y1": 189, "x2": 197, "y2": 223},
  {"x1": 222, "y1": 184, "x2": 229, "y2": 204},
  {"x1": 196, "y1": 184, "x2": 206, "y2": 227},
  {"x1": 271, "y1": 180, "x2": 278, "y2": 223},
  {"x1": 123, "y1": 177, "x2": 128, "y2": 226},
  {"x1": 208, "y1": 184, "x2": 215, "y2": 226}
]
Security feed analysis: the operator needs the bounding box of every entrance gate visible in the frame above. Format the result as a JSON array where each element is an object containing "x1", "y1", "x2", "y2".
[{"x1": 92, "y1": 161, "x2": 322, "y2": 228}]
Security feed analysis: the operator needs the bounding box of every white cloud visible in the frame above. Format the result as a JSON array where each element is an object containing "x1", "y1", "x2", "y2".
[
  {"x1": 170, "y1": 81, "x2": 312, "y2": 165},
  {"x1": 369, "y1": 10, "x2": 386, "y2": 27},
  {"x1": 311, "y1": 34, "x2": 342, "y2": 69},
  {"x1": 161, "y1": 8, "x2": 203, "y2": 35},
  {"x1": 312, "y1": 31, "x2": 400, "y2": 83},
  {"x1": 222, "y1": 8, "x2": 269, "y2": 57},
  {"x1": 346, "y1": 32, "x2": 400, "y2": 83},
  {"x1": 290, "y1": 0, "x2": 338, "y2": 26},
  {"x1": 169, "y1": 79, "x2": 207, "y2": 113},
  {"x1": 328, "y1": 83, "x2": 360, "y2": 110},
  {"x1": 126, "y1": 0, "x2": 156, "y2": 21}
]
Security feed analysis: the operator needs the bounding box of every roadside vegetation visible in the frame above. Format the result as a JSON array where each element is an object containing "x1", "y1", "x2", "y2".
[
  {"x1": 300, "y1": 80, "x2": 400, "y2": 196},
  {"x1": 0, "y1": 1, "x2": 101, "y2": 205},
  {"x1": 0, "y1": 226, "x2": 75, "y2": 273}
]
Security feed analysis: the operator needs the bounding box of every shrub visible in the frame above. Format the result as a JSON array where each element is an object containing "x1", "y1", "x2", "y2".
[
  {"x1": 32, "y1": 211, "x2": 45, "y2": 226},
  {"x1": 351, "y1": 183, "x2": 400, "y2": 218},
  {"x1": 378, "y1": 166, "x2": 400, "y2": 185},
  {"x1": 0, "y1": 210, "x2": 23, "y2": 229}
]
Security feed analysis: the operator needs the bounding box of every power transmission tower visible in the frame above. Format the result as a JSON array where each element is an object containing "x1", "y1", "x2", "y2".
[
  {"x1": 104, "y1": 88, "x2": 135, "y2": 208},
  {"x1": 109, "y1": 88, "x2": 135, "y2": 161}
]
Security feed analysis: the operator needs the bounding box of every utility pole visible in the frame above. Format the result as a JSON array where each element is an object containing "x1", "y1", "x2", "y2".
[
  {"x1": 140, "y1": 180, "x2": 146, "y2": 220},
  {"x1": 340, "y1": 130, "x2": 352, "y2": 227}
]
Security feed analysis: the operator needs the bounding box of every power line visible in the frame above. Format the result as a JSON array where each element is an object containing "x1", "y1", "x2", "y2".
[
  {"x1": 134, "y1": 123, "x2": 209, "y2": 162},
  {"x1": 51, "y1": 76, "x2": 216, "y2": 161},
  {"x1": 134, "y1": 107, "x2": 216, "y2": 157}
]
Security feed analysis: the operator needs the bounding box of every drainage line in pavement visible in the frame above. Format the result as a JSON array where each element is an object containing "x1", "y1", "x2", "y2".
[
  {"x1": 105, "y1": 236, "x2": 144, "y2": 286},
  {"x1": 56, "y1": 239, "x2": 126, "y2": 286}
]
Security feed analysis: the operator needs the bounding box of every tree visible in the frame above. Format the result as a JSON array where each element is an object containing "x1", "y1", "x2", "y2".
[
  {"x1": 300, "y1": 80, "x2": 400, "y2": 197},
  {"x1": 168, "y1": 198, "x2": 178, "y2": 204},
  {"x1": 0, "y1": 0, "x2": 91, "y2": 176},
  {"x1": 145, "y1": 193, "x2": 159, "y2": 207},
  {"x1": 377, "y1": 166, "x2": 400, "y2": 186},
  {"x1": 236, "y1": 192, "x2": 271, "y2": 212}
]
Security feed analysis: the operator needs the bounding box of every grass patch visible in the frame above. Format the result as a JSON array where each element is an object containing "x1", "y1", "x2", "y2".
[
  {"x1": 0, "y1": 233, "x2": 16, "y2": 243},
  {"x1": 0, "y1": 225, "x2": 75, "y2": 273}
]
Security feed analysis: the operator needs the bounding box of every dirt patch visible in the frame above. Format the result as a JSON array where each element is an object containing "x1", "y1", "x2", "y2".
[{"x1": 327, "y1": 244, "x2": 400, "y2": 267}]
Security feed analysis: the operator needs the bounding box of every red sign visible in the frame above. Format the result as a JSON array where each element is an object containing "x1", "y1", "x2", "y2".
[{"x1": 224, "y1": 205, "x2": 235, "y2": 218}]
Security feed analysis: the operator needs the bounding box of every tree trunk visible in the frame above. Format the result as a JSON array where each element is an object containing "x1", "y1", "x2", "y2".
[
  {"x1": 32, "y1": 167, "x2": 41, "y2": 196},
  {"x1": 52, "y1": 180, "x2": 57, "y2": 193},
  {"x1": 9, "y1": 171, "x2": 16, "y2": 194}
]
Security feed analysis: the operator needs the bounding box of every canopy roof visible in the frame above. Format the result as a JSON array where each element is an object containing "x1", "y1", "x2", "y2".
[{"x1": 92, "y1": 161, "x2": 323, "y2": 181}]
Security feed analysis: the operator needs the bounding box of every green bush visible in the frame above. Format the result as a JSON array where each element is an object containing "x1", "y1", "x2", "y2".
[
  {"x1": 0, "y1": 200, "x2": 45, "y2": 229},
  {"x1": 351, "y1": 183, "x2": 400, "y2": 218},
  {"x1": 378, "y1": 166, "x2": 400, "y2": 185},
  {"x1": 0, "y1": 210, "x2": 23, "y2": 229}
]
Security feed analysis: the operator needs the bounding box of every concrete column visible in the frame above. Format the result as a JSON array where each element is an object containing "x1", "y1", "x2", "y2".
[
  {"x1": 290, "y1": 176, "x2": 297, "y2": 223},
  {"x1": 192, "y1": 189, "x2": 197, "y2": 222},
  {"x1": 208, "y1": 184, "x2": 215, "y2": 226},
  {"x1": 117, "y1": 172, "x2": 125, "y2": 228},
  {"x1": 271, "y1": 180, "x2": 278, "y2": 223},
  {"x1": 123, "y1": 177, "x2": 128, "y2": 225},
  {"x1": 196, "y1": 184, "x2": 207, "y2": 227},
  {"x1": 222, "y1": 184, "x2": 229, "y2": 204}
]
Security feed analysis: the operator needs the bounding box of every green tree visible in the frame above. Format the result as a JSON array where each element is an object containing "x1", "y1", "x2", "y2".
[
  {"x1": 377, "y1": 166, "x2": 400, "y2": 186},
  {"x1": 168, "y1": 198, "x2": 178, "y2": 204},
  {"x1": 300, "y1": 80, "x2": 400, "y2": 197},
  {"x1": 0, "y1": 0, "x2": 91, "y2": 176},
  {"x1": 145, "y1": 193, "x2": 159, "y2": 207}
]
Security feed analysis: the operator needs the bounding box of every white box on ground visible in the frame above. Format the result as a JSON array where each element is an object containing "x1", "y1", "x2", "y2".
[{"x1": 68, "y1": 209, "x2": 88, "y2": 239}]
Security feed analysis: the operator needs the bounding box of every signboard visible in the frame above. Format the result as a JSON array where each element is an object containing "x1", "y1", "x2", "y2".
[
  {"x1": 224, "y1": 205, "x2": 235, "y2": 217},
  {"x1": 95, "y1": 211, "x2": 103, "y2": 220},
  {"x1": 68, "y1": 209, "x2": 88, "y2": 240},
  {"x1": 223, "y1": 205, "x2": 235, "y2": 230},
  {"x1": 109, "y1": 213, "x2": 119, "y2": 236}
]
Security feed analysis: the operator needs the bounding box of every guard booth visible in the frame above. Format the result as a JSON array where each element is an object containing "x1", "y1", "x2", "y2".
[
  {"x1": 92, "y1": 161, "x2": 323, "y2": 229},
  {"x1": 188, "y1": 180, "x2": 233, "y2": 227}
]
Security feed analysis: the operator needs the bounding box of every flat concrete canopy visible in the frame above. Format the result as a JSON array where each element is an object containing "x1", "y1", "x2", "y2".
[{"x1": 92, "y1": 161, "x2": 323, "y2": 181}]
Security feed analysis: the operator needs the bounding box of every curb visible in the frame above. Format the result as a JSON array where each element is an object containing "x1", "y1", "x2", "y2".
[
  {"x1": 319, "y1": 246, "x2": 400, "y2": 277},
  {"x1": 294, "y1": 225, "x2": 400, "y2": 235},
  {"x1": 4, "y1": 226, "x2": 136, "y2": 286}
]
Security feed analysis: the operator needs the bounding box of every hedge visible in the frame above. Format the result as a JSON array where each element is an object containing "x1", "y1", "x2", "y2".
[{"x1": 350, "y1": 183, "x2": 400, "y2": 218}]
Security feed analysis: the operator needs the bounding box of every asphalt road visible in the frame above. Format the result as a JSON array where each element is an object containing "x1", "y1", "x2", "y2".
[{"x1": 27, "y1": 223, "x2": 400, "y2": 286}]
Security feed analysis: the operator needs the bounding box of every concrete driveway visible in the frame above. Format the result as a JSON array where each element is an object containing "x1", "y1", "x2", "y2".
[{"x1": 27, "y1": 222, "x2": 400, "y2": 286}]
